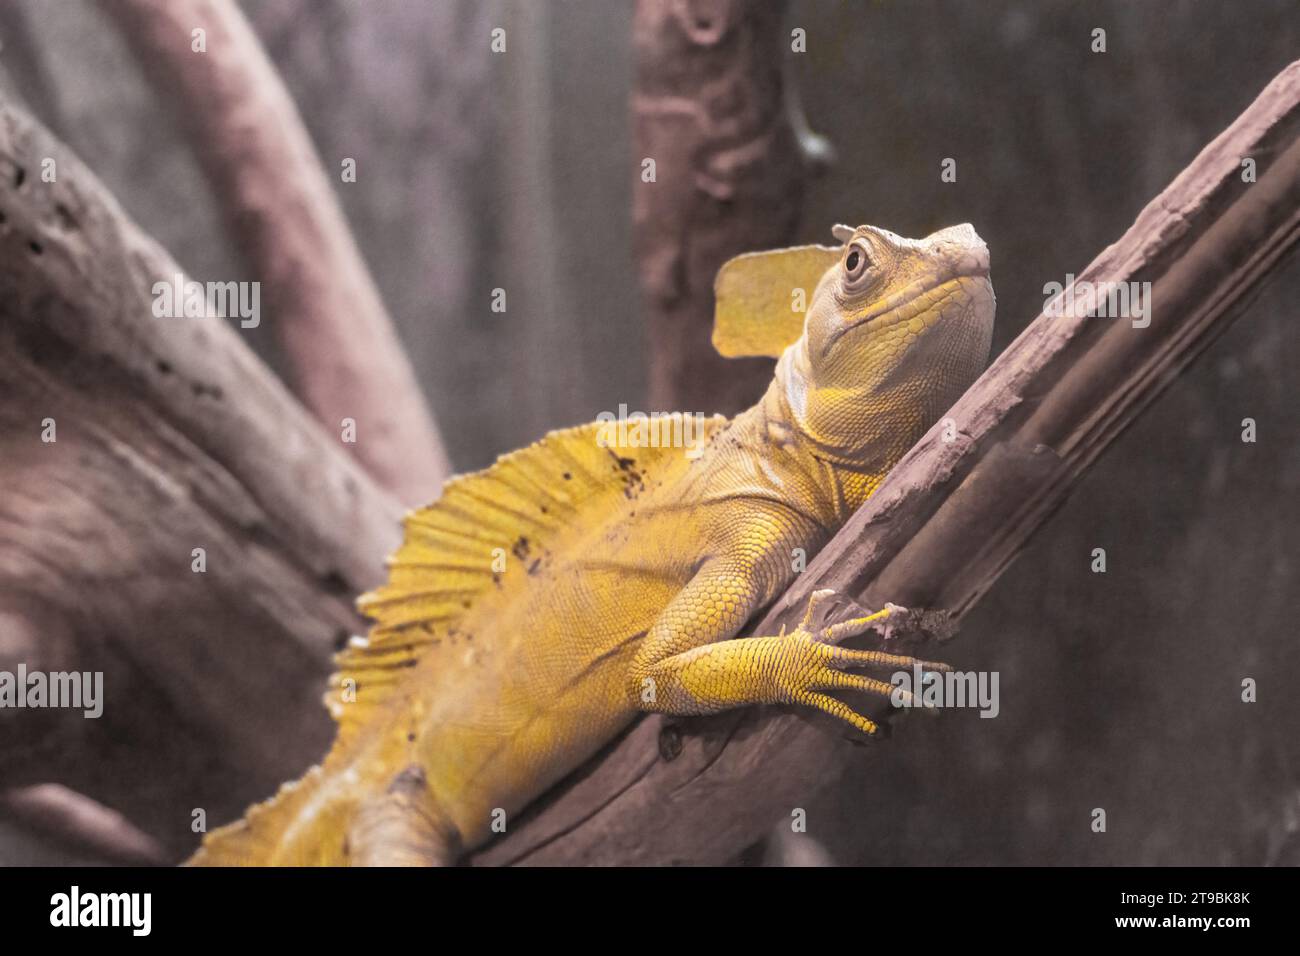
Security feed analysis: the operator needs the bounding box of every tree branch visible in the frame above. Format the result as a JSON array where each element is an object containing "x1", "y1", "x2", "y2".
[
  {"x1": 99, "y1": 0, "x2": 451, "y2": 503},
  {"x1": 632, "y1": 0, "x2": 814, "y2": 413},
  {"x1": 473, "y1": 58, "x2": 1300, "y2": 865},
  {"x1": 0, "y1": 784, "x2": 167, "y2": 865},
  {"x1": 0, "y1": 92, "x2": 394, "y2": 858}
]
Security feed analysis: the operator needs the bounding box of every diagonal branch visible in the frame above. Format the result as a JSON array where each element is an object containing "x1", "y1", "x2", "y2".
[
  {"x1": 99, "y1": 0, "x2": 450, "y2": 504},
  {"x1": 0, "y1": 785, "x2": 167, "y2": 865},
  {"x1": 0, "y1": 91, "x2": 395, "y2": 858},
  {"x1": 473, "y1": 58, "x2": 1300, "y2": 865}
]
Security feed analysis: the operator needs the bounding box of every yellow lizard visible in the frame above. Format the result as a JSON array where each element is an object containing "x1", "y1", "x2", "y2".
[{"x1": 190, "y1": 222, "x2": 995, "y2": 865}]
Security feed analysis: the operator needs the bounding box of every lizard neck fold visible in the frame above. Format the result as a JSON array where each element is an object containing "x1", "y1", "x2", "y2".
[{"x1": 752, "y1": 349, "x2": 891, "y2": 525}]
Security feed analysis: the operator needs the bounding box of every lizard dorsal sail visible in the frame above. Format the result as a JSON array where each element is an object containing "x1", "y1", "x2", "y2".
[
  {"x1": 188, "y1": 415, "x2": 729, "y2": 865},
  {"x1": 330, "y1": 414, "x2": 727, "y2": 745}
]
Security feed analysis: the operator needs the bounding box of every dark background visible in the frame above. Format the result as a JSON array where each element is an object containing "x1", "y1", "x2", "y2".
[{"x1": 0, "y1": 0, "x2": 1296, "y2": 864}]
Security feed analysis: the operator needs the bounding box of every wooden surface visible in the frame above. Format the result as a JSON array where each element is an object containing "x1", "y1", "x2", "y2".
[
  {"x1": 0, "y1": 95, "x2": 395, "y2": 858},
  {"x1": 632, "y1": 0, "x2": 811, "y2": 414}
]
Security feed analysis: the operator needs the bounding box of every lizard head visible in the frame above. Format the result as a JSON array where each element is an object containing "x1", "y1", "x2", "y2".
[
  {"x1": 713, "y1": 223, "x2": 995, "y2": 463},
  {"x1": 794, "y1": 223, "x2": 994, "y2": 461},
  {"x1": 804, "y1": 223, "x2": 994, "y2": 389}
]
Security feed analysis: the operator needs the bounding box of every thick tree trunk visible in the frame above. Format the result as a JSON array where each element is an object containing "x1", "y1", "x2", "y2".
[
  {"x1": 0, "y1": 95, "x2": 394, "y2": 858},
  {"x1": 632, "y1": 0, "x2": 811, "y2": 414}
]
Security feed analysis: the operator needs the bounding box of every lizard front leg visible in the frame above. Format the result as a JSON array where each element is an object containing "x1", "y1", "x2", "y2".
[{"x1": 631, "y1": 579, "x2": 950, "y2": 736}]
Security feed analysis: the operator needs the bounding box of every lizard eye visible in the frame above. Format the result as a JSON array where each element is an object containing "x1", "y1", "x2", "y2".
[{"x1": 843, "y1": 241, "x2": 873, "y2": 283}]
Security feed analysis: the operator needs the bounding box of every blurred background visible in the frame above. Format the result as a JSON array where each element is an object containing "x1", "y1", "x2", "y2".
[{"x1": 0, "y1": 0, "x2": 1296, "y2": 864}]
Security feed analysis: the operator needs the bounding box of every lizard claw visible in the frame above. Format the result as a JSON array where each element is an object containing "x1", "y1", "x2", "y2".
[
  {"x1": 790, "y1": 591, "x2": 957, "y2": 646},
  {"x1": 861, "y1": 604, "x2": 958, "y2": 643},
  {"x1": 871, "y1": 602, "x2": 910, "y2": 641},
  {"x1": 798, "y1": 588, "x2": 840, "y2": 633}
]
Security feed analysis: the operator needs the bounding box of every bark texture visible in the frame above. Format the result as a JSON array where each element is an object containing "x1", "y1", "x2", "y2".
[
  {"x1": 0, "y1": 95, "x2": 397, "y2": 858},
  {"x1": 100, "y1": 0, "x2": 450, "y2": 504},
  {"x1": 632, "y1": 0, "x2": 811, "y2": 414}
]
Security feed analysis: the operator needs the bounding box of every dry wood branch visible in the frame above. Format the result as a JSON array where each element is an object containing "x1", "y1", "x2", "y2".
[
  {"x1": 632, "y1": 0, "x2": 812, "y2": 414},
  {"x1": 0, "y1": 94, "x2": 398, "y2": 859},
  {"x1": 474, "y1": 59, "x2": 1300, "y2": 866},
  {"x1": 99, "y1": 0, "x2": 450, "y2": 504},
  {"x1": 0, "y1": 784, "x2": 166, "y2": 865}
]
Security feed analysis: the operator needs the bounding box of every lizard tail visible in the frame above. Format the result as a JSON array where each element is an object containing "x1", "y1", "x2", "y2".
[
  {"x1": 347, "y1": 765, "x2": 462, "y2": 866},
  {"x1": 188, "y1": 763, "x2": 459, "y2": 866},
  {"x1": 187, "y1": 765, "x2": 352, "y2": 866}
]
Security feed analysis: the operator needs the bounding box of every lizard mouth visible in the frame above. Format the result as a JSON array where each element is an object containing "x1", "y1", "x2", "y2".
[{"x1": 821, "y1": 269, "x2": 990, "y2": 358}]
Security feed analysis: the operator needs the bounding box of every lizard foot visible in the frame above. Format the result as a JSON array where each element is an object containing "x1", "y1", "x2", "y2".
[{"x1": 775, "y1": 590, "x2": 952, "y2": 736}]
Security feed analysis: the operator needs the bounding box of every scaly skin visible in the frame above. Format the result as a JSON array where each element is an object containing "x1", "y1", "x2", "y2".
[{"x1": 190, "y1": 223, "x2": 995, "y2": 865}]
